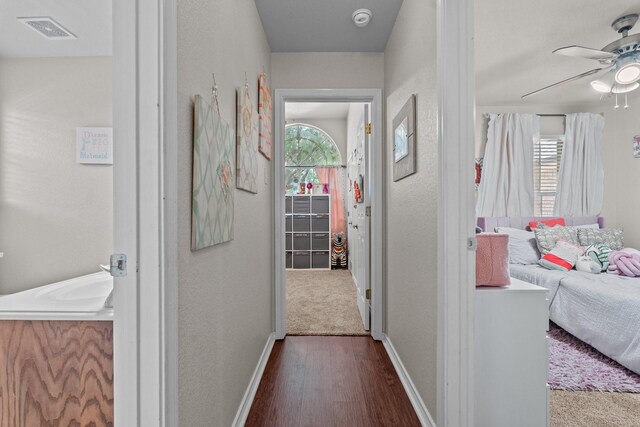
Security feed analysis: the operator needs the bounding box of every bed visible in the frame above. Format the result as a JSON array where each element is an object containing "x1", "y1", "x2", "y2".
[{"x1": 478, "y1": 216, "x2": 640, "y2": 375}]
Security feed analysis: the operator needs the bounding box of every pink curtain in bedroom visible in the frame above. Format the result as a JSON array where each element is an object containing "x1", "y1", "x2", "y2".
[{"x1": 315, "y1": 167, "x2": 345, "y2": 237}]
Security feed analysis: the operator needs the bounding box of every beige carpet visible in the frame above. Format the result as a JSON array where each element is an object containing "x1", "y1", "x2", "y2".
[
  {"x1": 286, "y1": 270, "x2": 369, "y2": 336},
  {"x1": 551, "y1": 391, "x2": 640, "y2": 426}
]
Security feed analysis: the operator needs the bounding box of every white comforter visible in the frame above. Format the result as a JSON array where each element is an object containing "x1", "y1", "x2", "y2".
[{"x1": 510, "y1": 265, "x2": 640, "y2": 374}]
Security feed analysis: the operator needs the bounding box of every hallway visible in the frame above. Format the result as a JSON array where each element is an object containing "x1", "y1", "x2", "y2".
[{"x1": 245, "y1": 336, "x2": 421, "y2": 426}]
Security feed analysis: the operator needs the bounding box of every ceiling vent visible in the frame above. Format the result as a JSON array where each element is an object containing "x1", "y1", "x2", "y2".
[{"x1": 17, "y1": 17, "x2": 77, "y2": 40}]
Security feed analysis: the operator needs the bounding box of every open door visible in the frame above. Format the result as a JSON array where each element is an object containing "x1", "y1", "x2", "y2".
[{"x1": 350, "y1": 104, "x2": 371, "y2": 330}]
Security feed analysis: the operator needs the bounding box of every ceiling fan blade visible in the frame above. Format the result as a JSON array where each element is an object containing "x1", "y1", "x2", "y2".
[
  {"x1": 521, "y1": 68, "x2": 605, "y2": 98},
  {"x1": 553, "y1": 46, "x2": 619, "y2": 61}
]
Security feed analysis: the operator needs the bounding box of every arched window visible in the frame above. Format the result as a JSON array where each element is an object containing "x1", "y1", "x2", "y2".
[{"x1": 285, "y1": 124, "x2": 341, "y2": 193}]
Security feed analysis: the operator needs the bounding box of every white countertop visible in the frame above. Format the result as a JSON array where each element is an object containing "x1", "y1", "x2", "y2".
[{"x1": 0, "y1": 272, "x2": 114, "y2": 321}]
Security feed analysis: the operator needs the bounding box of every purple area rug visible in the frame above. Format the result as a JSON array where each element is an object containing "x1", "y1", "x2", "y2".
[{"x1": 548, "y1": 323, "x2": 640, "y2": 392}]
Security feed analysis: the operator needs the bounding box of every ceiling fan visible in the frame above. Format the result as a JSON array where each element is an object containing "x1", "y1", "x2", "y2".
[{"x1": 522, "y1": 13, "x2": 640, "y2": 100}]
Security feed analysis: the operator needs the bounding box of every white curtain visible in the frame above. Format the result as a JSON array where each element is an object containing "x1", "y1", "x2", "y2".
[
  {"x1": 553, "y1": 113, "x2": 604, "y2": 217},
  {"x1": 476, "y1": 113, "x2": 539, "y2": 217}
]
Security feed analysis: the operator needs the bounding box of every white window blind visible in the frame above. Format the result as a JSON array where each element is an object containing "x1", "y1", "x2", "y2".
[{"x1": 533, "y1": 136, "x2": 563, "y2": 216}]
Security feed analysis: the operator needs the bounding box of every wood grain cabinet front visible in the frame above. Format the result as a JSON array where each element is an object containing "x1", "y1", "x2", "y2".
[{"x1": 0, "y1": 320, "x2": 113, "y2": 426}]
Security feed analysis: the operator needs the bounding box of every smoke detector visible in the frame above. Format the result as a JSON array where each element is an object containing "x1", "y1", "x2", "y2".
[
  {"x1": 352, "y1": 9, "x2": 372, "y2": 27},
  {"x1": 17, "y1": 17, "x2": 77, "y2": 40}
]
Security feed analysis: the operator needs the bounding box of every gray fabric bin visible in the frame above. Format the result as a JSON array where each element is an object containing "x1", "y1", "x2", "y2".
[
  {"x1": 286, "y1": 252, "x2": 292, "y2": 269},
  {"x1": 312, "y1": 233, "x2": 329, "y2": 250},
  {"x1": 293, "y1": 251, "x2": 311, "y2": 269},
  {"x1": 311, "y1": 196, "x2": 330, "y2": 214},
  {"x1": 311, "y1": 214, "x2": 329, "y2": 231},
  {"x1": 293, "y1": 197, "x2": 310, "y2": 214},
  {"x1": 293, "y1": 233, "x2": 311, "y2": 250},
  {"x1": 293, "y1": 215, "x2": 310, "y2": 231},
  {"x1": 312, "y1": 251, "x2": 330, "y2": 269}
]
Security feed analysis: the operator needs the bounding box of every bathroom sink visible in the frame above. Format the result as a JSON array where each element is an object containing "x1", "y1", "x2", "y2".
[{"x1": 35, "y1": 273, "x2": 112, "y2": 302}]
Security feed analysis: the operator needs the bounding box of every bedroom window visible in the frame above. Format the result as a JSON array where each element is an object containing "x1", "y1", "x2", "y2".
[
  {"x1": 533, "y1": 135, "x2": 564, "y2": 216},
  {"x1": 284, "y1": 123, "x2": 342, "y2": 194}
]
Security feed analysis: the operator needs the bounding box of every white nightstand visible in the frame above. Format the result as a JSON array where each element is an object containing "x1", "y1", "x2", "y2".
[{"x1": 475, "y1": 278, "x2": 549, "y2": 427}]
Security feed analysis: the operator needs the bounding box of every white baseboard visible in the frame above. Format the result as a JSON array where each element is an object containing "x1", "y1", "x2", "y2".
[
  {"x1": 383, "y1": 335, "x2": 436, "y2": 427},
  {"x1": 232, "y1": 333, "x2": 276, "y2": 427}
]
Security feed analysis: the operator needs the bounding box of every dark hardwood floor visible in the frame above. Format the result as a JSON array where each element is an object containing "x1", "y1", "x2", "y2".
[{"x1": 245, "y1": 336, "x2": 421, "y2": 427}]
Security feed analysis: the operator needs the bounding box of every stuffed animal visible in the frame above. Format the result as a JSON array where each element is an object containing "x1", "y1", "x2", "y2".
[
  {"x1": 575, "y1": 256, "x2": 601, "y2": 274},
  {"x1": 331, "y1": 233, "x2": 347, "y2": 269}
]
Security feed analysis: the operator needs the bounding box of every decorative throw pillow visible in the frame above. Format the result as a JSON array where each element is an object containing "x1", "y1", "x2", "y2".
[
  {"x1": 495, "y1": 227, "x2": 540, "y2": 265},
  {"x1": 577, "y1": 228, "x2": 624, "y2": 251},
  {"x1": 529, "y1": 218, "x2": 566, "y2": 230},
  {"x1": 538, "y1": 240, "x2": 585, "y2": 271},
  {"x1": 534, "y1": 226, "x2": 580, "y2": 255},
  {"x1": 584, "y1": 243, "x2": 613, "y2": 271}
]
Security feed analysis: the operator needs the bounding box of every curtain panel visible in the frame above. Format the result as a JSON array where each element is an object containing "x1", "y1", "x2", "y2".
[
  {"x1": 476, "y1": 113, "x2": 540, "y2": 217},
  {"x1": 315, "y1": 167, "x2": 346, "y2": 237},
  {"x1": 553, "y1": 113, "x2": 605, "y2": 217}
]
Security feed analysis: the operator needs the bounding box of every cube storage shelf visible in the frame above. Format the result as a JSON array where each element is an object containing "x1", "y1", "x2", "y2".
[{"x1": 285, "y1": 194, "x2": 331, "y2": 270}]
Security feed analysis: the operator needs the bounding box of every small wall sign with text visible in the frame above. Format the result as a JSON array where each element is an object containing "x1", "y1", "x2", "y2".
[{"x1": 76, "y1": 127, "x2": 113, "y2": 164}]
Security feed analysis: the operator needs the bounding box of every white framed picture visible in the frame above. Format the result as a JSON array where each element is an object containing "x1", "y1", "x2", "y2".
[
  {"x1": 634, "y1": 135, "x2": 640, "y2": 159},
  {"x1": 76, "y1": 127, "x2": 113, "y2": 164},
  {"x1": 392, "y1": 94, "x2": 416, "y2": 181}
]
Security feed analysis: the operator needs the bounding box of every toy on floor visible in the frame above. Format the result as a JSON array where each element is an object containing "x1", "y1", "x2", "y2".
[{"x1": 331, "y1": 233, "x2": 347, "y2": 269}]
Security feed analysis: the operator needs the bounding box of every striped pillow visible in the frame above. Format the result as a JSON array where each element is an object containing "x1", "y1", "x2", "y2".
[
  {"x1": 584, "y1": 243, "x2": 613, "y2": 272},
  {"x1": 538, "y1": 239, "x2": 585, "y2": 271}
]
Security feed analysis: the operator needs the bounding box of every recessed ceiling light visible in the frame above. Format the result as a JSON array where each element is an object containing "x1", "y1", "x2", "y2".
[
  {"x1": 17, "y1": 17, "x2": 77, "y2": 40},
  {"x1": 352, "y1": 9, "x2": 372, "y2": 28}
]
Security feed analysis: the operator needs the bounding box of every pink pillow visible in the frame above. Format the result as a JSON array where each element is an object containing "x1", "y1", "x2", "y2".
[
  {"x1": 529, "y1": 217, "x2": 566, "y2": 230},
  {"x1": 538, "y1": 239, "x2": 585, "y2": 271},
  {"x1": 476, "y1": 233, "x2": 510, "y2": 287}
]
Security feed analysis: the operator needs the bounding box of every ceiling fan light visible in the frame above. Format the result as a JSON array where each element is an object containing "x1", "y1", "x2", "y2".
[
  {"x1": 590, "y1": 79, "x2": 612, "y2": 93},
  {"x1": 615, "y1": 61, "x2": 640, "y2": 85},
  {"x1": 612, "y1": 82, "x2": 640, "y2": 94}
]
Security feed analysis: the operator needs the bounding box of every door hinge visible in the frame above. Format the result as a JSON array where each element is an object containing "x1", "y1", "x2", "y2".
[
  {"x1": 110, "y1": 253, "x2": 127, "y2": 277},
  {"x1": 365, "y1": 289, "x2": 371, "y2": 300},
  {"x1": 467, "y1": 237, "x2": 477, "y2": 251},
  {"x1": 365, "y1": 122, "x2": 372, "y2": 135},
  {"x1": 365, "y1": 206, "x2": 371, "y2": 217}
]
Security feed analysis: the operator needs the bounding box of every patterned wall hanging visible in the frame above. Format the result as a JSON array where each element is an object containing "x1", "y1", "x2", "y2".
[
  {"x1": 258, "y1": 72, "x2": 272, "y2": 160},
  {"x1": 236, "y1": 85, "x2": 259, "y2": 193},
  {"x1": 191, "y1": 94, "x2": 234, "y2": 250}
]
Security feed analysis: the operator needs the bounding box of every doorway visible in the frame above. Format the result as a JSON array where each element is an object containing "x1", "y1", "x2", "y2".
[
  {"x1": 283, "y1": 102, "x2": 370, "y2": 336},
  {"x1": 274, "y1": 89, "x2": 383, "y2": 341}
]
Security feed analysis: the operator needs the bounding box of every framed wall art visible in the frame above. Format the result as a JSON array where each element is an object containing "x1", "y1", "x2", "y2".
[
  {"x1": 258, "y1": 72, "x2": 272, "y2": 160},
  {"x1": 236, "y1": 85, "x2": 259, "y2": 193},
  {"x1": 393, "y1": 94, "x2": 416, "y2": 181},
  {"x1": 191, "y1": 95, "x2": 234, "y2": 250},
  {"x1": 634, "y1": 135, "x2": 640, "y2": 159}
]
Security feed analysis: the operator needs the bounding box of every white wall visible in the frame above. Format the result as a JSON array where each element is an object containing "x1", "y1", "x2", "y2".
[
  {"x1": 587, "y1": 106, "x2": 639, "y2": 246},
  {"x1": 384, "y1": 0, "x2": 439, "y2": 418},
  {"x1": 177, "y1": 0, "x2": 273, "y2": 425},
  {"x1": 0, "y1": 57, "x2": 112, "y2": 294},
  {"x1": 285, "y1": 118, "x2": 347, "y2": 161},
  {"x1": 271, "y1": 52, "x2": 384, "y2": 89}
]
